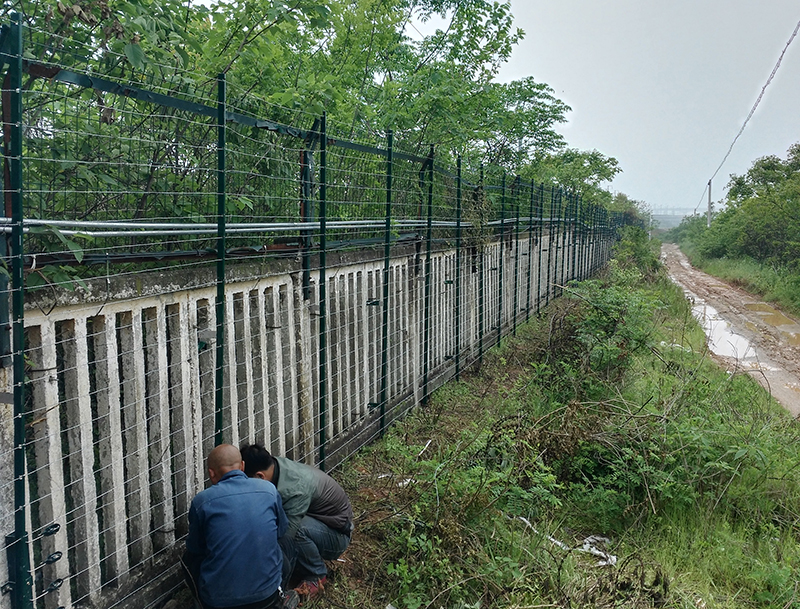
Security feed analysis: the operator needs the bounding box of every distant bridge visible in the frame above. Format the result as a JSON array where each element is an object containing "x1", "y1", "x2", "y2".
[
  {"x1": 652, "y1": 207, "x2": 699, "y2": 217},
  {"x1": 652, "y1": 207, "x2": 701, "y2": 229}
]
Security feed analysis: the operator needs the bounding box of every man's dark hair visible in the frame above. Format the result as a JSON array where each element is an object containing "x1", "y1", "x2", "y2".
[{"x1": 240, "y1": 442, "x2": 274, "y2": 477}]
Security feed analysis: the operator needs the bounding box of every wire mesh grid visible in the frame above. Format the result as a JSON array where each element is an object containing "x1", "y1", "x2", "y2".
[{"x1": 0, "y1": 17, "x2": 630, "y2": 609}]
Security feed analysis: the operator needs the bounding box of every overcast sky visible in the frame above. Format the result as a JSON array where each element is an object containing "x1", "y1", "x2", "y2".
[{"x1": 494, "y1": 1, "x2": 800, "y2": 213}]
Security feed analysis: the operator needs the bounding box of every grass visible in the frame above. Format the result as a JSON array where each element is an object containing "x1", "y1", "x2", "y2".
[{"x1": 321, "y1": 229, "x2": 800, "y2": 609}]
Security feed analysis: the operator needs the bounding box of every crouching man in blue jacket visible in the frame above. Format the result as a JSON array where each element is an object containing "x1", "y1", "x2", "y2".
[{"x1": 183, "y1": 444, "x2": 287, "y2": 609}]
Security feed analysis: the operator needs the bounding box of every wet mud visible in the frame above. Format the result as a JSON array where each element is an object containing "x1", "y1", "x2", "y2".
[{"x1": 661, "y1": 243, "x2": 800, "y2": 417}]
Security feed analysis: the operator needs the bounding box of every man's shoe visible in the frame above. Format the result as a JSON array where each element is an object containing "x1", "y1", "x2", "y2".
[
  {"x1": 282, "y1": 589, "x2": 300, "y2": 609},
  {"x1": 294, "y1": 576, "x2": 327, "y2": 602}
]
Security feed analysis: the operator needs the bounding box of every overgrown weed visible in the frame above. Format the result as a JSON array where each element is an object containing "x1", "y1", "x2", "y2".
[{"x1": 328, "y1": 228, "x2": 800, "y2": 609}]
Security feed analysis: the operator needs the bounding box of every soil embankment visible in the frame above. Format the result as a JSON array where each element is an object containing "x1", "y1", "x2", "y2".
[{"x1": 662, "y1": 243, "x2": 800, "y2": 416}]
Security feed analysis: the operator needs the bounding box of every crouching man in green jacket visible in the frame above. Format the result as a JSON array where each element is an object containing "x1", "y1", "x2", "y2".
[{"x1": 240, "y1": 443, "x2": 353, "y2": 607}]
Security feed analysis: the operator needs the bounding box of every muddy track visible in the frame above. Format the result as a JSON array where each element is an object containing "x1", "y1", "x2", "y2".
[{"x1": 661, "y1": 243, "x2": 800, "y2": 417}]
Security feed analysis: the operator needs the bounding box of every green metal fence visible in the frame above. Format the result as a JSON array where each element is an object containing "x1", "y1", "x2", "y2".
[{"x1": 0, "y1": 15, "x2": 629, "y2": 609}]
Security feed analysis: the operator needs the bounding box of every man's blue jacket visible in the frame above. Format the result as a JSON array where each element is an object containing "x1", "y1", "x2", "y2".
[{"x1": 186, "y1": 469, "x2": 287, "y2": 608}]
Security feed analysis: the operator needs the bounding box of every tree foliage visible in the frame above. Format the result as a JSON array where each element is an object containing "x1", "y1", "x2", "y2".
[
  {"x1": 671, "y1": 144, "x2": 800, "y2": 269},
  {"x1": 1, "y1": 0, "x2": 648, "y2": 239},
  {"x1": 522, "y1": 148, "x2": 621, "y2": 207},
  {"x1": 4, "y1": 0, "x2": 588, "y2": 169}
]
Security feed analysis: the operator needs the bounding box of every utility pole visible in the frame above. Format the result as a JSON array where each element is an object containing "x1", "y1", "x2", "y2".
[{"x1": 707, "y1": 179, "x2": 712, "y2": 227}]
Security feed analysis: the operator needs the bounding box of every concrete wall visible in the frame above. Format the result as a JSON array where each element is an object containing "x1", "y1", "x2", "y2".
[{"x1": 0, "y1": 227, "x2": 613, "y2": 609}]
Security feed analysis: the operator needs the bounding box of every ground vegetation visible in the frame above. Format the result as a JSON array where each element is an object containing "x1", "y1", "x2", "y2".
[{"x1": 323, "y1": 227, "x2": 800, "y2": 609}]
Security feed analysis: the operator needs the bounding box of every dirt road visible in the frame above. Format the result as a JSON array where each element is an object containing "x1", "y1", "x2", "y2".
[{"x1": 661, "y1": 243, "x2": 800, "y2": 417}]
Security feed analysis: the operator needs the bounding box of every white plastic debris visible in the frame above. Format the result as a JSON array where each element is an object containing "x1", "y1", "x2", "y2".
[
  {"x1": 580, "y1": 535, "x2": 616, "y2": 566},
  {"x1": 515, "y1": 517, "x2": 617, "y2": 566},
  {"x1": 377, "y1": 474, "x2": 415, "y2": 487},
  {"x1": 659, "y1": 340, "x2": 692, "y2": 352}
]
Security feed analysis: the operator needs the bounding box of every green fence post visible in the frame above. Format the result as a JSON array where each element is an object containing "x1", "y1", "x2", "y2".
[
  {"x1": 592, "y1": 205, "x2": 599, "y2": 273},
  {"x1": 545, "y1": 185, "x2": 554, "y2": 307},
  {"x1": 569, "y1": 194, "x2": 575, "y2": 281},
  {"x1": 596, "y1": 206, "x2": 601, "y2": 272},
  {"x1": 599, "y1": 208, "x2": 605, "y2": 267},
  {"x1": 575, "y1": 193, "x2": 581, "y2": 281},
  {"x1": 552, "y1": 188, "x2": 558, "y2": 295},
  {"x1": 579, "y1": 197, "x2": 585, "y2": 277},
  {"x1": 581, "y1": 199, "x2": 588, "y2": 280},
  {"x1": 559, "y1": 190, "x2": 570, "y2": 294},
  {"x1": 318, "y1": 113, "x2": 328, "y2": 469},
  {"x1": 525, "y1": 180, "x2": 534, "y2": 320},
  {"x1": 422, "y1": 145, "x2": 434, "y2": 405},
  {"x1": 575, "y1": 196, "x2": 581, "y2": 280},
  {"x1": 586, "y1": 203, "x2": 592, "y2": 278},
  {"x1": 378, "y1": 130, "x2": 393, "y2": 435},
  {"x1": 497, "y1": 173, "x2": 505, "y2": 348},
  {"x1": 7, "y1": 14, "x2": 33, "y2": 609},
  {"x1": 594, "y1": 206, "x2": 599, "y2": 271},
  {"x1": 554, "y1": 188, "x2": 561, "y2": 298},
  {"x1": 318, "y1": 113, "x2": 328, "y2": 471},
  {"x1": 512, "y1": 177, "x2": 520, "y2": 335},
  {"x1": 602, "y1": 209, "x2": 606, "y2": 265},
  {"x1": 455, "y1": 155, "x2": 462, "y2": 380},
  {"x1": 583, "y1": 197, "x2": 589, "y2": 279},
  {"x1": 587, "y1": 204, "x2": 593, "y2": 275},
  {"x1": 300, "y1": 127, "x2": 317, "y2": 301},
  {"x1": 536, "y1": 183, "x2": 544, "y2": 316},
  {"x1": 563, "y1": 190, "x2": 568, "y2": 287},
  {"x1": 478, "y1": 165, "x2": 485, "y2": 362},
  {"x1": 559, "y1": 189, "x2": 566, "y2": 295},
  {"x1": 214, "y1": 73, "x2": 227, "y2": 446},
  {"x1": 586, "y1": 204, "x2": 594, "y2": 277}
]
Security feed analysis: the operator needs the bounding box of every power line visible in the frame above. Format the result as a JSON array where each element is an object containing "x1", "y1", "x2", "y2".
[{"x1": 695, "y1": 16, "x2": 800, "y2": 214}]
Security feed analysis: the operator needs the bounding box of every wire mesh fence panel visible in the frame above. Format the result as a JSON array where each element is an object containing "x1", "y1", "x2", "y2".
[
  {"x1": 21, "y1": 37, "x2": 221, "y2": 277},
  {"x1": 0, "y1": 18, "x2": 631, "y2": 609}
]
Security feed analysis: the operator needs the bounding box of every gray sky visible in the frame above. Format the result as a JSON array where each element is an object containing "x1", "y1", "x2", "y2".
[{"x1": 495, "y1": 1, "x2": 800, "y2": 213}]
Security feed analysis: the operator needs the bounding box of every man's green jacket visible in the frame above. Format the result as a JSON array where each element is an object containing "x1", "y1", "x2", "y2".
[{"x1": 273, "y1": 456, "x2": 354, "y2": 538}]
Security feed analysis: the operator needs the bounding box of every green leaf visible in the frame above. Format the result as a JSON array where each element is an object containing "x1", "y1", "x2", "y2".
[
  {"x1": 175, "y1": 46, "x2": 190, "y2": 68},
  {"x1": 124, "y1": 43, "x2": 147, "y2": 70},
  {"x1": 65, "y1": 239, "x2": 84, "y2": 263},
  {"x1": 97, "y1": 173, "x2": 119, "y2": 186}
]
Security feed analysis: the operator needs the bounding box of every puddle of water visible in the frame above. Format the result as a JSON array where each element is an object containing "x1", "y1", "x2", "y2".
[
  {"x1": 693, "y1": 301, "x2": 757, "y2": 360},
  {"x1": 743, "y1": 303, "x2": 800, "y2": 346},
  {"x1": 667, "y1": 269, "x2": 775, "y2": 369}
]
